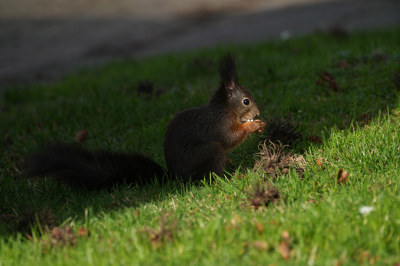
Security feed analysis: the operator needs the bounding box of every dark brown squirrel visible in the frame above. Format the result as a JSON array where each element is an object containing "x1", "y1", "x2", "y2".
[{"x1": 24, "y1": 54, "x2": 265, "y2": 190}]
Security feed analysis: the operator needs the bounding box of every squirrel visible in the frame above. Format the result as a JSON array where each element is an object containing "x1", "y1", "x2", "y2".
[{"x1": 24, "y1": 54, "x2": 266, "y2": 190}]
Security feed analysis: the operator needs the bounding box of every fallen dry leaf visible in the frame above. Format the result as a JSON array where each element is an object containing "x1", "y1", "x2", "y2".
[
  {"x1": 144, "y1": 218, "x2": 178, "y2": 247},
  {"x1": 337, "y1": 169, "x2": 349, "y2": 184},
  {"x1": 358, "y1": 250, "x2": 378, "y2": 264},
  {"x1": 234, "y1": 173, "x2": 246, "y2": 179},
  {"x1": 230, "y1": 214, "x2": 243, "y2": 229},
  {"x1": 49, "y1": 226, "x2": 76, "y2": 247},
  {"x1": 74, "y1": 129, "x2": 88, "y2": 143},
  {"x1": 305, "y1": 135, "x2": 322, "y2": 144},
  {"x1": 281, "y1": 230, "x2": 290, "y2": 242},
  {"x1": 109, "y1": 194, "x2": 120, "y2": 207},
  {"x1": 279, "y1": 230, "x2": 291, "y2": 260},
  {"x1": 78, "y1": 227, "x2": 90, "y2": 238},
  {"x1": 247, "y1": 182, "x2": 281, "y2": 209},
  {"x1": 254, "y1": 223, "x2": 264, "y2": 235},
  {"x1": 39, "y1": 225, "x2": 86, "y2": 254},
  {"x1": 40, "y1": 225, "x2": 90, "y2": 253},
  {"x1": 279, "y1": 241, "x2": 290, "y2": 260},
  {"x1": 316, "y1": 71, "x2": 339, "y2": 94},
  {"x1": 253, "y1": 241, "x2": 268, "y2": 251},
  {"x1": 316, "y1": 158, "x2": 324, "y2": 166},
  {"x1": 336, "y1": 60, "x2": 351, "y2": 69}
]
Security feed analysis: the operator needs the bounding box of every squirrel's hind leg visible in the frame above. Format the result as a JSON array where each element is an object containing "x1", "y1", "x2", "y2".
[{"x1": 186, "y1": 141, "x2": 227, "y2": 182}]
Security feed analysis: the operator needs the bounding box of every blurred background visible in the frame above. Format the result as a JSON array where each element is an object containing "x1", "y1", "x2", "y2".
[{"x1": 0, "y1": 0, "x2": 399, "y2": 88}]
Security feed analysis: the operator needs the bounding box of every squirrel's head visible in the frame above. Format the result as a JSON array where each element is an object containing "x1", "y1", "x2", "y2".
[{"x1": 210, "y1": 54, "x2": 261, "y2": 123}]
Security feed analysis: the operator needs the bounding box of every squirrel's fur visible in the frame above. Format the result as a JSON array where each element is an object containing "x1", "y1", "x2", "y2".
[
  {"x1": 24, "y1": 54, "x2": 265, "y2": 189},
  {"x1": 25, "y1": 143, "x2": 166, "y2": 190}
]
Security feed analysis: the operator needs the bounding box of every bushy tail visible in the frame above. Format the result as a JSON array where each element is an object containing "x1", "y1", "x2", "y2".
[{"x1": 24, "y1": 143, "x2": 168, "y2": 190}]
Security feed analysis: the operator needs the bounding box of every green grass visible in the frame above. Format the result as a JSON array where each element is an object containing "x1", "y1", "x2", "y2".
[{"x1": 1, "y1": 27, "x2": 400, "y2": 265}]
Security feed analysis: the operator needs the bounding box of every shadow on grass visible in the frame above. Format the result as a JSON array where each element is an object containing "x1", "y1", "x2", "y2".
[{"x1": 0, "y1": 175, "x2": 185, "y2": 239}]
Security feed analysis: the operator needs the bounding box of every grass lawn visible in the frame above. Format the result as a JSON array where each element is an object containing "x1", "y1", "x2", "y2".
[{"x1": 1, "y1": 27, "x2": 400, "y2": 265}]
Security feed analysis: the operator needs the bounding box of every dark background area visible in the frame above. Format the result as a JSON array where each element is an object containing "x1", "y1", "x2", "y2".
[{"x1": 0, "y1": 0, "x2": 399, "y2": 91}]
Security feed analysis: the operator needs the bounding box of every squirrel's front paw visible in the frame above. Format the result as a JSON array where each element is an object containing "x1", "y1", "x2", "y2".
[
  {"x1": 253, "y1": 119, "x2": 266, "y2": 133},
  {"x1": 247, "y1": 119, "x2": 265, "y2": 133}
]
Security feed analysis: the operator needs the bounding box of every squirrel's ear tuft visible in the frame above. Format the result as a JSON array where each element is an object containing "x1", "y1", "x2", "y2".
[{"x1": 219, "y1": 54, "x2": 238, "y2": 98}]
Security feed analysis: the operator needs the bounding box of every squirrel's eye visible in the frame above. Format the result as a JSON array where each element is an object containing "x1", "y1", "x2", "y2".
[{"x1": 243, "y1": 99, "x2": 250, "y2": 105}]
